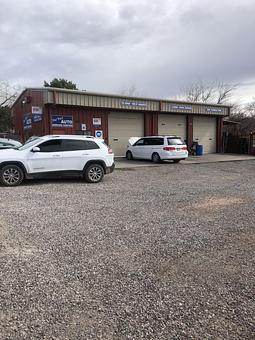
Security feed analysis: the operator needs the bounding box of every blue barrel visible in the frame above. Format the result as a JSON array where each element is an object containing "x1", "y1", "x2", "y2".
[{"x1": 196, "y1": 144, "x2": 203, "y2": 156}]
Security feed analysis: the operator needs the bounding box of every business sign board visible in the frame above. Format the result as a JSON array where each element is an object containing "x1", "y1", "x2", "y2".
[
  {"x1": 93, "y1": 117, "x2": 101, "y2": 126},
  {"x1": 32, "y1": 106, "x2": 43, "y2": 115},
  {"x1": 52, "y1": 115, "x2": 73, "y2": 128},
  {"x1": 171, "y1": 104, "x2": 193, "y2": 111},
  {"x1": 206, "y1": 107, "x2": 224, "y2": 113},
  {"x1": 121, "y1": 100, "x2": 146, "y2": 107},
  {"x1": 32, "y1": 113, "x2": 42, "y2": 123},
  {"x1": 23, "y1": 113, "x2": 32, "y2": 129}
]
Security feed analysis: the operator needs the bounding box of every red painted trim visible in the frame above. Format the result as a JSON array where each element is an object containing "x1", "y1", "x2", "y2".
[
  {"x1": 216, "y1": 117, "x2": 224, "y2": 153},
  {"x1": 186, "y1": 115, "x2": 193, "y2": 148}
]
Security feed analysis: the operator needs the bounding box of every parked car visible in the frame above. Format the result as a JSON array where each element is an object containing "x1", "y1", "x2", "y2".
[
  {"x1": 0, "y1": 135, "x2": 114, "y2": 186},
  {"x1": 0, "y1": 138, "x2": 22, "y2": 150},
  {"x1": 126, "y1": 136, "x2": 188, "y2": 163}
]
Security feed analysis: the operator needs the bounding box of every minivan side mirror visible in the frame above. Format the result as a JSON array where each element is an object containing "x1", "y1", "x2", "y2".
[{"x1": 31, "y1": 146, "x2": 40, "y2": 152}]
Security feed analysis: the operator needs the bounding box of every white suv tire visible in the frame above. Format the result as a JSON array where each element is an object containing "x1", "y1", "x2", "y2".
[
  {"x1": 84, "y1": 164, "x2": 104, "y2": 183},
  {"x1": 0, "y1": 164, "x2": 24, "y2": 186}
]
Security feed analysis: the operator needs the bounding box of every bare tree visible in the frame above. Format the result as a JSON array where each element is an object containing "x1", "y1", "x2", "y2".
[
  {"x1": 245, "y1": 100, "x2": 255, "y2": 117},
  {"x1": 0, "y1": 81, "x2": 20, "y2": 107},
  {"x1": 118, "y1": 84, "x2": 141, "y2": 97},
  {"x1": 0, "y1": 81, "x2": 21, "y2": 132},
  {"x1": 226, "y1": 99, "x2": 255, "y2": 135},
  {"x1": 180, "y1": 81, "x2": 239, "y2": 104},
  {"x1": 216, "y1": 82, "x2": 238, "y2": 104},
  {"x1": 230, "y1": 99, "x2": 255, "y2": 118}
]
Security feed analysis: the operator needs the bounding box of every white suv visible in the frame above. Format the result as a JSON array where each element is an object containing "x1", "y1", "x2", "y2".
[
  {"x1": 0, "y1": 135, "x2": 115, "y2": 186},
  {"x1": 126, "y1": 136, "x2": 188, "y2": 163}
]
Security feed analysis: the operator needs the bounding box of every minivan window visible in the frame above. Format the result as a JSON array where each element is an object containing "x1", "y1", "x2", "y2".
[
  {"x1": 135, "y1": 139, "x2": 144, "y2": 146},
  {"x1": 167, "y1": 138, "x2": 185, "y2": 146},
  {"x1": 149, "y1": 138, "x2": 164, "y2": 145}
]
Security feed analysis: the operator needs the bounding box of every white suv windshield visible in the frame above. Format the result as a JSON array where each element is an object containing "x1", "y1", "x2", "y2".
[
  {"x1": 18, "y1": 138, "x2": 43, "y2": 150},
  {"x1": 167, "y1": 138, "x2": 185, "y2": 145}
]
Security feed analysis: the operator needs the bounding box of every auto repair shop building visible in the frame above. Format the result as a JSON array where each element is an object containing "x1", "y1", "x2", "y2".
[{"x1": 12, "y1": 87, "x2": 230, "y2": 156}]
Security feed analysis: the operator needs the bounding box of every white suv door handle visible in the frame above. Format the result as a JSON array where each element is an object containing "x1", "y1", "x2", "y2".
[
  {"x1": 82, "y1": 153, "x2": 89, "y2": 155},
  {"x1": 52, "y1": 154, "x2": 61, "y2": 157}
]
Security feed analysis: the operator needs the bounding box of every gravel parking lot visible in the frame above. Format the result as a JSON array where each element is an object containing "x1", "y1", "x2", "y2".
[{"x1": 0, "y1": 160, "x2": 255, "y2": 339}]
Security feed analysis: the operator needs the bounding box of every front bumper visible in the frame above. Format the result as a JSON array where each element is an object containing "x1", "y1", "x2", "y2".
[{"x1": 105, "y1": 163, "x2": 115, "y2": 174}]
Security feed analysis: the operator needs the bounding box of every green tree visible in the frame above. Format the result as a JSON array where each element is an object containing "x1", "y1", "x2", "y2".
[{"x1": 43, "y1": 78, "x2": 78, "y2": 90}]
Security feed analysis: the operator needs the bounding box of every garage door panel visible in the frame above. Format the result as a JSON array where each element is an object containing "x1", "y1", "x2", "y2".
[
  {"x1": 108, "y1": 112, "x2": 144, "y2": 156},
  {"x1": 158, "y1": 114, "x2": 186, "y2": 139},
  {"x1": 193, "y1": 116, "x2": 216, "y2": 153}
]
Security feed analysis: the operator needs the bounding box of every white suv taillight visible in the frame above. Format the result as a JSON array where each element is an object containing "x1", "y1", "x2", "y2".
[{"x1": 108, "y1": 147, "x2": 113, "y2": 154}]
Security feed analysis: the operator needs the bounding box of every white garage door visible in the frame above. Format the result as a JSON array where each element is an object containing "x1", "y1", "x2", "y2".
[
  {"x1": 108, "y1": 112, "x2": 144, "y2": 156},
  {"x1": 158, "y1": 114, "x2": 186, "y2": 139},
  {"x1": 193, "y1": 116, "x2": 217, "y2": 153}
]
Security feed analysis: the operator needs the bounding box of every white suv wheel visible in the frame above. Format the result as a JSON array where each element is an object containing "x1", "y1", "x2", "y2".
[
  {"x1": 85, "y1": 164, "x2": 104, "y2": 183},
  {"x1": 0, "y1": 165, "x2": 24, "y2": 186}
]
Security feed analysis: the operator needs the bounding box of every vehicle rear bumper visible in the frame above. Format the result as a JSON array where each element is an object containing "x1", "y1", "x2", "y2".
[
  {"x1": 160, "y1": 151, "x2": 188, "y2": 160},
  {"x1": 105, "y1": 163, "x2": 115, "y2": 174}
]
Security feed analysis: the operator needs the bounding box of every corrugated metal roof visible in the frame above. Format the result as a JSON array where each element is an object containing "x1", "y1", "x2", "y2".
[{"x1": 12, "y1": 87, "x2": 231, "y2": 117}]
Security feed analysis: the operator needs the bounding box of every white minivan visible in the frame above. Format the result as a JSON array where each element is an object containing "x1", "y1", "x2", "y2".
[{"x1": 126, "y1": 136, "x2": 188, "y2": 163}]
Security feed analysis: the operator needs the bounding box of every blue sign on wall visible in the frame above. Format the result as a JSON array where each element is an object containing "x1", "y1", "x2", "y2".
[
  {"x1": 32, "y1": 113, "x2": 42, "y2": 123},
  {"x1": 52, "y1": 115, "x2": 73, "y2": 127},
  {"x1": 206, "y1": 107, "x2": 223, "y2": 113},
  {"x1": 121, "y1": 100, "x2": 146, "y2": 107},
  {"x1": 171, "y1": 105, "x2": 192, "y2": 111},
  {"x1": 95, "y1": 130, "x2": 103, "y2": 138},
  {"x1": 23, "y1": 113, "x2": 32, "y2": 129}
]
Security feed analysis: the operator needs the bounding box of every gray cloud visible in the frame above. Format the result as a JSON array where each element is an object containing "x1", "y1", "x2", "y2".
[{"x1": 0, "y1": 0, "x2": 255, "y2": 102}]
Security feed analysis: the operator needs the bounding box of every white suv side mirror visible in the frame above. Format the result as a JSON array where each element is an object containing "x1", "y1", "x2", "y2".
[{"x1": 31, "y1": 146, "x2": 40, "y2": 152}]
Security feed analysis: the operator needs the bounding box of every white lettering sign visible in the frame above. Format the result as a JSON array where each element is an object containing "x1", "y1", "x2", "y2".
[
  {"x1": 93, "y1": 118, "x2": 101, "y2": 126},
  {"x1": 32, "y1": 106, "x2": 42, "y2": 114}
]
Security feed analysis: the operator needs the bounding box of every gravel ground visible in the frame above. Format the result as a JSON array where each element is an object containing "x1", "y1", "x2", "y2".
[{"x1": 0, "y1": 160, "x2": 255, "y2": 340}]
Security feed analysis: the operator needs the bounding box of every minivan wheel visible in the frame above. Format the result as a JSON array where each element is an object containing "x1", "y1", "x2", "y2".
[
  {"x1": 126, "y1": 151, "x2": 133, "y2": 160},
  {"x1": 84, "y1": 164, "x2": 104, "y2": 183},
  {"x1": 152, "y1": 153, "x2": 160, "y2": 163},
  {"x1": 173, "y1": 159, "x2": 181, "y2": 163},
  {"x1": 0, "y1": 164, "x2": 24, "y2": 186}
]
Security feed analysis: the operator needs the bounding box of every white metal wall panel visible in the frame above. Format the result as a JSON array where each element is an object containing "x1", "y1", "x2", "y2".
[
  {"x1": 193, "y1": 116, "x2": 217, "y2": 153},
  {"x1": 158, "y1": 114, "x2": 186, "y2": 139},
  {"x1": 108, "y1": 112, "x2": 144, "y2": 156}
]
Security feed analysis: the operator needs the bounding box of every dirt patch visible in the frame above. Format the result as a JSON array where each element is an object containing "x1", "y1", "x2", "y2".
[{"x1": 195, "y1": 197, "x2": 244, "y2": 209}]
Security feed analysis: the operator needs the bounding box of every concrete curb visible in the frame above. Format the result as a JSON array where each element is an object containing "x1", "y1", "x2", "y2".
[{"x1": 115, "y1": 155, "x2": 255, "y2": 169}]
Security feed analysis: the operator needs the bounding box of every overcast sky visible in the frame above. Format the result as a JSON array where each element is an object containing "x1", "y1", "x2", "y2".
[{"x1": 0, "y1": 0, "x2": 255, "y2": 103}]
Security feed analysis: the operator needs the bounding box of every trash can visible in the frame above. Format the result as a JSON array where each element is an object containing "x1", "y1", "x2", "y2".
[{"x1": 196, "y1": 144, "x2": 203, "y2": 156}]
